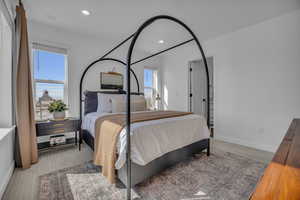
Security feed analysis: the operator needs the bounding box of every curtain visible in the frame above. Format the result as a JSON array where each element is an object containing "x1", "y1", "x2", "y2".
[{"x1": 15, "y1": 2, "x2": 38, "y2": 168}]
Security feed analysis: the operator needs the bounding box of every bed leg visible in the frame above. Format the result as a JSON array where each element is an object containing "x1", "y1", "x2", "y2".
[
  {"x1": 206, "y1": 140, "x2": 210, "y2": 156},
  {"x1": 79, "y1": 129, "x2": 82, "y2": 151}
]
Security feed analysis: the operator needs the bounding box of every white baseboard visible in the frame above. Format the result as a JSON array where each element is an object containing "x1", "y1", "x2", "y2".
[
  {"x1": 0, "y1": 162, "x2": 14, "y2": 199},
  {"x1": 215, "y1": 135, "x2": 276, "y2": 153}
]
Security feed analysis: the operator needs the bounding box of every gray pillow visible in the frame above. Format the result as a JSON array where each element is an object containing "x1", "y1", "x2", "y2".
[{"x1": 111, "y1": 97, "x2": 146, "y2": 113}]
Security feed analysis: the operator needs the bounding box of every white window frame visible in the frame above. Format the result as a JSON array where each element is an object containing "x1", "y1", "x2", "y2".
[
  {"x1": 31, "y1": 43, "x2": 68, "y2": 108},
  {"x1": 144, "y1": 67, "x2": 160, "y2": 110}
]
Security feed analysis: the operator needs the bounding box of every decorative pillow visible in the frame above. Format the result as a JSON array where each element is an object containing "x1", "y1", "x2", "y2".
[
  {"x1": 132, "y1": 98, "x2": 147, "y2": 111},
  {"x1": 111, "y1": 97, "x2": 146, "y2": 113},
  {"x1": 97, "y1": 93, "x2": 124, "y2": 113},
  {"x1": 131, "y1": 95, "x2": 146, "y2": 102},
  {"x1": 84, "y1": 91, "x2": 98, "y2": 115}
]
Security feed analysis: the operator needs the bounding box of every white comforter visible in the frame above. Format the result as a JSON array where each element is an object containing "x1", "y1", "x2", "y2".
[{"x1": 82, "y1": 111, "x2": 210, "y2": 169}]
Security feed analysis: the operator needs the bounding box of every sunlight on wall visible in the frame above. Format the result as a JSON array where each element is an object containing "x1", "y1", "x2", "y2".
[{"x1": 163, "y1": 85, "x2": 168, "y2": 110}]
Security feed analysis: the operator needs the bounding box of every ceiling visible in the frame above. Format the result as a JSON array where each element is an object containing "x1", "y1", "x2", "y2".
[{"x1": 23, "y1": 0, "x2": 300, "y2": 53}]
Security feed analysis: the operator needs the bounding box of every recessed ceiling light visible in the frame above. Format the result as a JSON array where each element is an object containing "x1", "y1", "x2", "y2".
[
  {"x1": 81, "y1": 10, "x2": 91, "y2": 16},
  {"x1": 158, "y1": 40, "x2": 164, "y2": 44}
]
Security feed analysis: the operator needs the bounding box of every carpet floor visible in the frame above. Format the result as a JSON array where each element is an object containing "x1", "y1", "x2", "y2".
[{"x1": 39, "y1": 150, "x2": 266, "y2": 200}]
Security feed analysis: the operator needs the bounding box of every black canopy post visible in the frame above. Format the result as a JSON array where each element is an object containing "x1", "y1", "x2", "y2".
[
  {"x1": 78, "y1": 15, "x2": 210, "y2": 200},
  {"x1": 126, "y1": 15, "x2": 210, "y2": 200}
]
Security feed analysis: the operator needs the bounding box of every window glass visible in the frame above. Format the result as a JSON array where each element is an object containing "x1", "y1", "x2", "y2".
[
  {"x1": 33, "y1": 49, "x2": 65, "y2": 81},
  {"x1": 35, "y1": 82, "x2": 64, "y2": 102},
  {"x1": 32, "y1": 47, "x2": 67, "y2": 121},
  {"x1": 144, "y1": 68, "x2": 159, "y2": 110},
  {"x1": 144, "y1": 69, "x2": 153, "y2": 88}
]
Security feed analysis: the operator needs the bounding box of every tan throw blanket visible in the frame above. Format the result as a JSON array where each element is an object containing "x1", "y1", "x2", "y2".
[{"x1": 93, "y1": 110, "x2": 192, "y2": 183}]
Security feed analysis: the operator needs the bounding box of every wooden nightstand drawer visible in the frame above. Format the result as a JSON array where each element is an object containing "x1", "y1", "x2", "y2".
[
  {"x1": 37, "y1": 128, "x2": 68, "y2": 136},
  {"x1": 36, "y1": 119, "x2": 79, "y2": 135},
  {"x1": 51, "y1": 123, "x2": 65, "y2": 128},
  {"x1": 35, "y1": 118, "x2": 81, "y2": 150},
  {"x1": 36, "y1": 128, "x2": 77, "y2": 136}
]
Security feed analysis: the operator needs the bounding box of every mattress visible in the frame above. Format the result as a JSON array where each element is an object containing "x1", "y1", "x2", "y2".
[{"x1": 82, "y1": 111, "x2": 210, "y2": 169}]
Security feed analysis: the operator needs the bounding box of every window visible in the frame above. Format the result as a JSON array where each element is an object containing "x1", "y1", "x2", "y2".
[
  {"x1": 32, "y1": 44, "x2": 67, "y2": 120},
  {"x1": 144, "y1": 68, "x2": 159, "y2": 110}
]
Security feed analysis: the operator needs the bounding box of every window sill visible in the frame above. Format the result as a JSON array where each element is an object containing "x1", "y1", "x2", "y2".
[{"x1": 0, "y1": 126, "x2": 15, "y2": 142}]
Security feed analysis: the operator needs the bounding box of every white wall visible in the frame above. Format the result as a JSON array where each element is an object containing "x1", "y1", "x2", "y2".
[
  {"x1": 0, "y1": 1, "x2": 15, "y2": 198},
  {"x1": 0, "y1": 128, "x2": 15, "y2": 198},
  {"x1": 161, "y1": 9, "x2": 300, "y2": 152},
  {"x1": 28, "y1": 21, "x2": 163, "y2": 117},
  {"x1": 4, "y1": 0, "x2": 17, "y2": 19},
  {"x1": 0, "y1": 3, "x2": 12, "y2": 127},
  {"x1": 161, "y1": 44, "x2": 199, "y2": 111}
]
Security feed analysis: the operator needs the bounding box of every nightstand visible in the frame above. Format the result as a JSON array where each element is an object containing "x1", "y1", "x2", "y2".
[{"x1": 35, "y1": 118, "x2": 81, "y2": 151}]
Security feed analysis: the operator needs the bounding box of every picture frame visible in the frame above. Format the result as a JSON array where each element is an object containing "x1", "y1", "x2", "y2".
[{"x1": 100, "y1": 72, "x2": 123, "y2": 90}]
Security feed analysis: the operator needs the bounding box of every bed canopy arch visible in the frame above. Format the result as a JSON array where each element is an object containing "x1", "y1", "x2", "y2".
[
  {"x1": 79, "y1": 57, "x2": 141, "y2": 119},
  {"x1": 125, "y1": 15, "x2": 210, "y2": 200},
  {"x1": 79, "y1": 15, "x2": 210, "y2": 200}
]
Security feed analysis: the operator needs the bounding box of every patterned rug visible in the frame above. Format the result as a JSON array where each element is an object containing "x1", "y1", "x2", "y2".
[{"x1": 39, "y1": 151, "x2": 266, "y2": 200}]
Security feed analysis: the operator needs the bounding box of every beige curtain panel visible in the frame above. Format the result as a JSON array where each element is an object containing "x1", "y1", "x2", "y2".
[{"x1": 15, "y1": 3, "x2": 38, "y2": 168}]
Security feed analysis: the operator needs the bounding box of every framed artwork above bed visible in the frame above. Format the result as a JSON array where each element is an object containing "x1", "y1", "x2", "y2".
[{"x1": 100, "y1": 72, "x2": 123, "y2": 90}]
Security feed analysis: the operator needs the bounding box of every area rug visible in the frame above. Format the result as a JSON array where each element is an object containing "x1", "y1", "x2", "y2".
[{"x1": 39, "y1": 151, "x2": 266, "y2": 200}]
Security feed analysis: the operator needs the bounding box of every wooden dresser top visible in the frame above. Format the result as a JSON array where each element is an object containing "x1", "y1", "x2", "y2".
[{"x1": 250, "y1": 119, "x2": 300, "y2": 200}]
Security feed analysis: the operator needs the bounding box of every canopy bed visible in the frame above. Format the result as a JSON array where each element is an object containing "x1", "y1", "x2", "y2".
[{"x1": 79, "y1": 15, "x2": 210, "y2": 200}]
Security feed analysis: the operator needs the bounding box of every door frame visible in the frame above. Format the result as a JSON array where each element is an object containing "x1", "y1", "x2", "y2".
[{"x1": 187, "y1": 56, "x2": 214, "y2": 136}]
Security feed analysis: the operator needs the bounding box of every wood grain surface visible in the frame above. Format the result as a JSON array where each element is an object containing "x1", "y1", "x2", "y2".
[{"x1": 250, "y1": 119, "x2": 300, "y2": 200}]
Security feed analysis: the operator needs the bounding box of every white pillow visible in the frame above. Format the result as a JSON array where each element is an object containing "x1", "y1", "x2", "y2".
[
  {"x1": 130, "y1": 95, "x2": 147, "y2": 112},
  {"x1": 132, "y1": 98, "x2": 147, "y2": 111},
  {"x1": 111, "y1": 97, "x2": 146, "y2": 113},
  {"x1": 97, "y1": 93, "x2": 124, "y2": 113},
  {"x1": 131, "y1": 95, "x2": 146, "y2": 101}
]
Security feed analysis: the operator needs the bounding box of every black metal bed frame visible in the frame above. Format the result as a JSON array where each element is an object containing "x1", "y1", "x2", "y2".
[{"x1": 79, "y1": 15, "x2": 210, "y2": 200}]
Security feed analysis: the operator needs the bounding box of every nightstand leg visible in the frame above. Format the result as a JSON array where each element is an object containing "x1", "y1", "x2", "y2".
[
  {"x1": 207, "y1": 140, "x2": 210, "y2": 156},
  {"x1": 75, "y1": 131, "x2": 78, "y2": 145},
  {"x1": 79, "y1": 129, "x2": 82, "y2": 151}
]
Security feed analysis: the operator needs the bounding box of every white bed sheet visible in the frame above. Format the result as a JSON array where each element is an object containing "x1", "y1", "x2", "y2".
[{"x1": 82, "y1": 111, "x2": 210, "y2": 169}]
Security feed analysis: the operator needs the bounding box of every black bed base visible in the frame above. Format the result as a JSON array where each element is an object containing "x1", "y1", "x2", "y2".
[{"x1": 82, "y1": 129, "x2": 210, "y2": 186}]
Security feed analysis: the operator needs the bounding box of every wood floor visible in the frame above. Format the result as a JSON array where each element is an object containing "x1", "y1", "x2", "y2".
[{"x1": 2, "y1": 140, "x2": 273, "y2": 200}]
